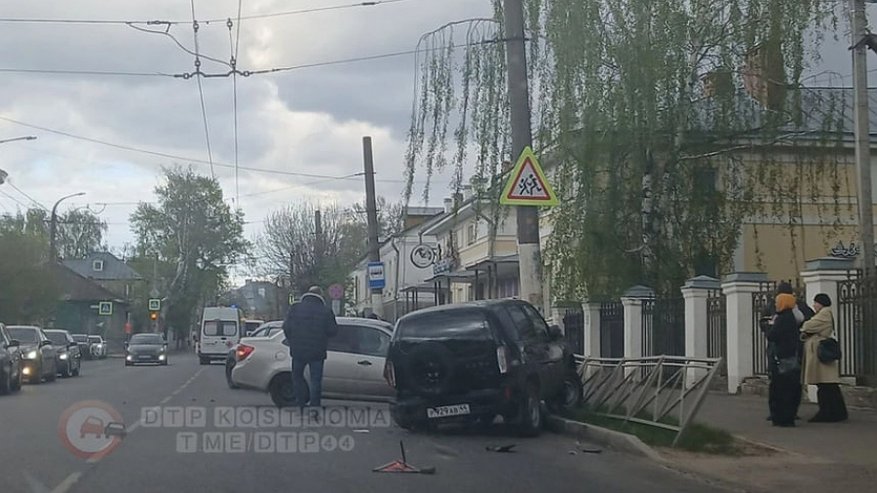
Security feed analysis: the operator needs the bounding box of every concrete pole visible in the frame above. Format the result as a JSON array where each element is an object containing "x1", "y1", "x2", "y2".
[
  {"x1": 851, "y1": 0, "x2": 874, "y2": 275},
  {"x1": 363, "y1": 136, "x2": 384, "y2": 318}
]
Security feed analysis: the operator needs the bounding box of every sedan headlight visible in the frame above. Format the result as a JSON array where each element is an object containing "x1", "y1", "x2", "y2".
[
  {"x1": 158, "y1": 354, "x2": 166, "y2": 361},
  {"x1": 24, "y1": 350, "x2": 38, "y2": 360},
  {"x1": 60, "y1": 353, "x2": 68, "y2": 360},
  {"x1": 126, "y1": 355, "x2": 133, "y2": 361}
]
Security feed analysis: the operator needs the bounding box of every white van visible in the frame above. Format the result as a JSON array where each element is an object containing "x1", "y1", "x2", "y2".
[{"x1": 198, "y1": 307, "x2": 243, "y2": 365}]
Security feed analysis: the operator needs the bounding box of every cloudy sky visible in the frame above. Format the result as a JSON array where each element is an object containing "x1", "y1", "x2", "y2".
[{"x1": 0, "y1": 0, "x2": 874, "y2": 278}]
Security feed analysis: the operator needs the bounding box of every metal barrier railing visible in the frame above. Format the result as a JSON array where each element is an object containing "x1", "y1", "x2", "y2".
[{"x1": 574, "y1": 355, "x2": 722, "y2": 446}]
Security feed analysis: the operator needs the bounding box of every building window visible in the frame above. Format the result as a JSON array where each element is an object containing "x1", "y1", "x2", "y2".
[
  {"x1": 92, "y1": 260, "x2": 104, "y2": 272},
  {"x1": 467, "y1": 224, "x2": 476, "y2": 245}
]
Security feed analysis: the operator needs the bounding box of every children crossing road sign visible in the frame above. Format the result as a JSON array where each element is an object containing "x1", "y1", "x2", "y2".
[{"x1": 499, "y1": 146, "x2": 558, "y2": 206}]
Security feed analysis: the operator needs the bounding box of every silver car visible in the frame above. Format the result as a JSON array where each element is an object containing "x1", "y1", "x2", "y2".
[
  {"x1": 231, "y1": 317, "x2": 394, "y2": 405},
  {"x1": 89, "y1": 335, "x2": 107, "y2": 359}
]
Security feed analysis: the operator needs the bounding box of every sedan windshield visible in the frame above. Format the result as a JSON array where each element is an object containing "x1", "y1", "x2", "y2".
[
  {"x1": 89, "y1": 336, "x2": 102, "y2": 343},
  {"x1": 130, "y1": 334, "x2": 163, "y2": 345},
  {"x1": 72, "y1": 335, "x2": 88, "y2": 342},
  {"x1": 45, "y1": 332, "x2": 70, "y2": 345},
  {"x1": 8, "y1": 328, "x2": 39, "y2": 344}
]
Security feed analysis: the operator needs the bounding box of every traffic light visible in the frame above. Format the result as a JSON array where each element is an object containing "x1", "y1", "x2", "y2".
[{"x1": 150, "y1": 312, "x2": 158, "y2": 321}]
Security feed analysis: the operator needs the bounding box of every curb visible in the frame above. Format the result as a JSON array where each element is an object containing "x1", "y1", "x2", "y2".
[{"x1": 544, "y1": 415, "x2": 664, "y2": 462}]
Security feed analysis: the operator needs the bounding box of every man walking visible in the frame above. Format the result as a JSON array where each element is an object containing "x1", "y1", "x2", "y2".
[{"x1": 282, "y1": 286, "x2": 338, "y2": 407}]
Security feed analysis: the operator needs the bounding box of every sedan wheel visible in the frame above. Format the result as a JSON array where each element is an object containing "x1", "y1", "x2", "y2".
[
  {"x1": 0, "y1": 367, "x2": 11, "y2": 395},
  {"x1": 11, "y1": 368, "x2": 22, "y2": 391}
]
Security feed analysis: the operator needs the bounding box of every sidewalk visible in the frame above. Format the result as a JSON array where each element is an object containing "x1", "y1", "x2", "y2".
[{"x1": 661, "y1": 391, "x2": 877, "y2": 493}]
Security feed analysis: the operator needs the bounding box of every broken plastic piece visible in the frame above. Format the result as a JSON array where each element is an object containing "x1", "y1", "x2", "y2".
[{"x1": 485, "y1": 444, "x2": 517, "y2": 453}]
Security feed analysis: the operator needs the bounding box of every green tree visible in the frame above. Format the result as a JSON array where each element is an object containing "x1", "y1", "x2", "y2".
[
  {"x1": 0, "y1": 216, "x2": 58, "y2": 323},
  {"x1": 55, "y1": 209, "x2": 108, "y2": 259},
  {"x1": 130, "y1": 167, "x2": 249, "y2": 332},
  {"x1": 405, "y1": 0, "x2": 839, "y2": 297}
]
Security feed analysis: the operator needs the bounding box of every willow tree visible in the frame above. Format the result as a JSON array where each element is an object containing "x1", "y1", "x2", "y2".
[{"x1": 405, "y1": 0, "x2": 847, "y2": 298}]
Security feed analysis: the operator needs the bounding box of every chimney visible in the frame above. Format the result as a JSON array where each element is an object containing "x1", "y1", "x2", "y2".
[
  {"x1": 462, "y1": 185, "x2": 473, "y2": 202},
  {"x1": 443, "y1": 198, "x2": 453, "y2": 213},
  {"x1": 741, "y1": 42, "x2": 786, "y2": 111}
]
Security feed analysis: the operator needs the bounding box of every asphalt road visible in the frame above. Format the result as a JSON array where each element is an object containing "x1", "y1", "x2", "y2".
[{"x1": 0, "y1": 353, "x2": 728, "y2": 493}]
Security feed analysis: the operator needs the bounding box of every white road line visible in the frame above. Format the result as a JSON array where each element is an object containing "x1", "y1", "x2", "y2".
[
  {"x1": 49, "y1": 472, "x2": 81, "y2": 493},
  {"x1": 50, "y1": 367, "x2": 206, "y2": 491}
]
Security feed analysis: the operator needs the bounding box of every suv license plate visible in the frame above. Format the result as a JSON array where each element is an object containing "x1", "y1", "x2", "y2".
[{"x1": 427, "y1": 404, "x2": 470, "y2": 419}]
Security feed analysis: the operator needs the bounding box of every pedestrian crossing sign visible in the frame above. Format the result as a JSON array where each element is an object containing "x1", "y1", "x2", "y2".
[
  {"x1": 499, "y1": 146, "x2": 558, "y2": 206},
  {"x1": 98, "y1": 301, "x2": 113, "y2": 316}
]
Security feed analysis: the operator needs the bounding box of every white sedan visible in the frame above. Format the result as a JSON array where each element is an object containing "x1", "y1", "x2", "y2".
[{"x1": 231, "y1": 317, "x2": 394, "y2": 406}]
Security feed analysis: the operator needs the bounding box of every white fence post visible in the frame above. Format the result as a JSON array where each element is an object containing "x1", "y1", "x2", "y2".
[
  {"x1": 801, "y1": 257, "x2": 858, "y2": 399},
  {"x1": 622, "y1": 285, "x2": 655, "y2": 363},
  {"x1": 722, "y1": 272, "x2": 767, "y2": 394},
  {"x1": 582, "y1": 301, "x2": 601, "y2": 357},
  {"x1": 682, "y1": 276, "x2": 719, "y2": 387}
]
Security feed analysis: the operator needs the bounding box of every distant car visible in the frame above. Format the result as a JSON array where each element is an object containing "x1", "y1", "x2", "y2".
[
  {"x1": 385, "y1": 300, "x2": 581, "y2": 436},
  {"x1": 199, "y1": 306, "x2": 243, "y2": 365},
  {"x1": 7, "y1": 326, "x2": 58, "y2": 384},
  {"x1": 225, "y1": 321, "x2": 283, "y2": 388},
  {"x1": 125, "y1": 333, "x2": 168, "y2": 366},
  {"x1": 44, "y1": 329, "x2": 82, "y2": 378},
  {"x1": 231, "y1": 317, "x2": 395, "y2": 406},
  {"x1": 72, "y1": 334, "x2": 92, "y2": 359},
  {"x1": 88, "y1": 336, "x2": 107, "y2": 359},
  {"x1": 0, "y1": 324, "x2": 23, "y2": 395}
]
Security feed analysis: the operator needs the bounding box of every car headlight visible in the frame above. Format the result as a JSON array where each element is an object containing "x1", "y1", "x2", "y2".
[
  {"x1": 60, "y1": 353, "x2": 68, "y2": 360},
  {"x1": 126, "y1": 355, "x2": 133, "y2": 361},
  {"x1": 158, "y1": 354, "x2": 166, "y2": 361},
  {"x1": 24, "y1": 350, "x2": 38, "y2": 360}
]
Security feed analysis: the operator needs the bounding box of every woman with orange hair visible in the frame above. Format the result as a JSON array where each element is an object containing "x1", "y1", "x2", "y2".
[{"x1": 764, "y1": 292, "x2": 803, "y2": 427}]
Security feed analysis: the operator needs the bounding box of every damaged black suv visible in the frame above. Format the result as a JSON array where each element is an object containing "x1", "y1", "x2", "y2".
[{"x1": 384, "y1": 299, "x2": 581, "y2": 436}]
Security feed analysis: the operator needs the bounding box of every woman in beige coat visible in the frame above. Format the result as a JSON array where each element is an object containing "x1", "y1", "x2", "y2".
[{"x1": 800, "y1": 293, "x2": 848, "y2": 423}]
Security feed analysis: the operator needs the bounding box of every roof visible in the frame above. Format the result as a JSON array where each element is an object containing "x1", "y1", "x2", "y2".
[
  {"x1": 53, "y1": 263, "x2": 126, "y2": 303},
  {"x1": 63, "y1": 252, "x2": 143, "y2": 281},
  {"x1": 404, "y1": 206, "x2": 444, "y2": 217},
  {"x1": 690, "y1": 87, "x2": 877, "y2": 142}
]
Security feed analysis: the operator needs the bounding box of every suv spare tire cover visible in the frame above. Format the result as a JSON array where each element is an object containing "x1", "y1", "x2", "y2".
[{"x1": 402, "y1": 342, "x2": 456, "y2": 396}]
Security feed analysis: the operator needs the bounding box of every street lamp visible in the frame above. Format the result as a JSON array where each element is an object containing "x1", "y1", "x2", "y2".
[
  {"x1": 50, "y1": 191, "x2": 86, "y2": 261},
  {"x1": 0, "y1": 135, "x2": 36, "y2": 145}
]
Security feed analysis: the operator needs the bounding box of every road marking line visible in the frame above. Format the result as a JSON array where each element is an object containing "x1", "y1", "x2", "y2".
[
  {"x1": 50, "y1": 472, "x2": 81, "y2": 493},
  {"x1": 50, "y1": 366, "x2": 206, "y2": 490}
]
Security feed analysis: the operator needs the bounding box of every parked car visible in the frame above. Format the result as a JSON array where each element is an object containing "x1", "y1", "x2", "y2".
[
  {"x1": 44, "y1": 329, "x2": 82, "y2": 378},
  {"x1": 384, "y1": 300, "x2": 581, "y2": 436},
  {"x1": 125, "y1": 333, "x2": 168, "y2": 366},
  {"x1": 226, "y1": 321, "x2": 283, "y2": 389},
  {"x1": 0, "y1": 324, "x2": 23, "y2": 394},
  {"x1": 7, "y1": 326, "x2": 58, "y2": 384},
  {"x1": 89, "y1": 335, "x2": 108, "y2": 359},
  {"x1": 199, "y1": 306, "x2": 243, "y2": 365},
  {"x1": 242, "y1": 319, "x2": 265, "y2": 337},
  {"x1": 231, "y1": 317, "x2": 394, "y2": 405},
  {"x1": 72, "y1": 334, "x2": 92, "y2": 359}
]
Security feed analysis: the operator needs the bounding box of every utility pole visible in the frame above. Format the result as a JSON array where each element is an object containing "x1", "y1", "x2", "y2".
[
  {"x1": 852, "y1": 0, "x2": 874, "y2": 277},
  {"x1": 362, "y1": 136, "x2": 384, "y2": 318},
  {"x1": 503, "y1": 0, "x2": 544, "y2": 309}
]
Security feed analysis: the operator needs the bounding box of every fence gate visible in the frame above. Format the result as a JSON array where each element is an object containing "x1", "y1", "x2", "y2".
[
  {"x1": 837, "y1": 272, "x2": 877, "y2": 384},
  {"x1": 706, "y1": 289, "x2": 727, "y2": 375},
  {"x1": 641, "y1": 297, "x2": 685, "y2": 357},
  {"x1": 562, "y1": 306, "x2": 585, "y2": 355},
  {"x1": 599, "y1": 301, "x2": 624, "y2": 358}
]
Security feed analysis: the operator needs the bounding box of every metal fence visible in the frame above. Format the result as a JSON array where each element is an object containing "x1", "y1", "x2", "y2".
[
  {"x1": 751, "y1": 279, "x2": 806, "y2": 376},
  {"x1": 575, "y1": 355, "x2": 722, "y2": 446},
  {"x1": 562, "y1": 306, "x2": 585, "y2": 355},
  {"x1": 599, "y1": 301, "x2": 624, "y2": 358},
  {"x1": 706, "y1": 289, "x2": 727, "y2": 375},
  {"x1": 836, "y1": 272, "x2": 877, "y2": 383},
  {"x1": 641, "y1": 297, "x2": 685, "y2": 357}
]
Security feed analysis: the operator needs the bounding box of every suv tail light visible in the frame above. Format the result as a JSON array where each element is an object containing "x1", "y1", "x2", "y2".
[
  {"x1": 496, "y1": 346, "x2": 509, "y2": 374},
  {"x1": 235, "y1": 344, "x2": 255, "y2": 362},
  {"x1": 384, "y1": 360, "x2": 396, "y2": 388}
]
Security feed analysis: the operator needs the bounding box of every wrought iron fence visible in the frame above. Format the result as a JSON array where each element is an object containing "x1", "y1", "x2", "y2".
[
  {"x1": 575, "y1": 355, "x2": 722, "y2": 446},
  {"x1": 562, "y1": 306, "x2": 585, "y2": 355},
  {"x1": 751, "y1": 279, "x2": 806, "y2": 377},
  {"x1": 599, "y1": 301, "x2": 624, "y2": 358},
  {"x1": 836, "y1": 271, "x2": 877, "y2": 383},
  {"x1": 641, "y1": 297, "x2": 685, "y2": 357},
  {"x1": 706, "y1": 289, "x2": 727, "y2": 375}
]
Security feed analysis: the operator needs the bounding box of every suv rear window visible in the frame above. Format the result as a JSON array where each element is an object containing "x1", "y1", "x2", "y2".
[{"x1": 396, "y1": 309, "x2": 492, "y2": 340}]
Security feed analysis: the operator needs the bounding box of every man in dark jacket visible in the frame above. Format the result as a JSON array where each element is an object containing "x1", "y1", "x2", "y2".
[{"x1": 282, "y1": 286, "x2": 338, "y2": 407}]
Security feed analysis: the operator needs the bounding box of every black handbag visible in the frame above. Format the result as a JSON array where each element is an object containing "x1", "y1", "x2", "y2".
[
  {"x1": 818, "y1": 338, "x2": 841, "y2": 363},
  {"x1": 776, "y1": 356, "x2": 800, "y2": 375}
]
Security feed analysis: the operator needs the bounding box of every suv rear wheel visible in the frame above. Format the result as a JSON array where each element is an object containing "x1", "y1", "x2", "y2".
[
  {"x1": 517, "y1": 383, "x2": 542, "y2": 437},
  {"x1": 547, "y1": 371, "x2": 583, "y2": 413}
]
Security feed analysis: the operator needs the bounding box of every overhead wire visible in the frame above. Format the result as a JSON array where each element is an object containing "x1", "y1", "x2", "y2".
[
  {"x1": 0, "y1": 188, "x2": 29, "y2": 209},
  {"x1": 5, "y1": 181, "x2": 49, "y2": 210},
  {"x1": 190, "y1": 0, "x2": 216, "y2": 179}
]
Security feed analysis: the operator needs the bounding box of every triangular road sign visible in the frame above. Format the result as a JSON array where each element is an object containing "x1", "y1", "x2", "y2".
[{"x1": 499, "y1": 146, "x2": 558, "y2": 206}]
